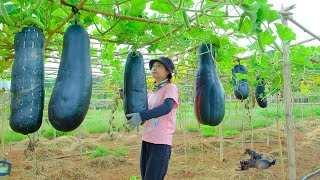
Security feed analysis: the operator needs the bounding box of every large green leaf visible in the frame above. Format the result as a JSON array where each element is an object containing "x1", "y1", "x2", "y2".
[
  {"x1": 274, "y1": 23, "x2": 296, "y2": 42},
  {"x1": 239, "y1": 17, "x2": 252, "y2": 34},
  {"x1": 120, "y1": 0, "x2": 150, "y2": 17},
  {"x1": 211, "y1": 9, "x2": 226, "y2": 30},
  {"x1": 149, "y1": 0, "x2": 174, "y2": 14}
]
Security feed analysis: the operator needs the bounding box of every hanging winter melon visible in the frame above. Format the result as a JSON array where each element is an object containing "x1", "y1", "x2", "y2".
[
  {"x1": 194, "y1": 44, "x2": 225, "y2": 126},
  {"x1": 123, "y1": 51, "x2": 148, "y2": 118},
  {"x1": 232, "y1": 63, "x2": 249, "y2": 100},
  {"x1": 10, "y1": 26, "x2": 45, "y2": 135},
  {"x1": 48, "y1": 21, "x2": 92, "y2": 132}
]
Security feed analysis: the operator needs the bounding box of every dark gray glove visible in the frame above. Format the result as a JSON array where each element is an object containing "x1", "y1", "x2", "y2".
[{"x1": 126, "y1": 113, "x2": 142, "y2": 128}]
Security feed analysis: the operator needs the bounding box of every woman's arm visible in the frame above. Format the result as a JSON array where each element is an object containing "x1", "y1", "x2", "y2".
[{"x1": 140, "y1": 98, "x2": 174, "y2": 121}]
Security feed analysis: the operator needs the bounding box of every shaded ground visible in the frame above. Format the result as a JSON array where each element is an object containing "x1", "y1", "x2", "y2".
[{"x1": 4, "y1": 118, "x2": 320, "y2": 180}]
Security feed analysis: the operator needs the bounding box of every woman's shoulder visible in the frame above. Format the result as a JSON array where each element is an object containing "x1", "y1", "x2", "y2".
[{"x1": 166, "y1": 83, "x2": 178, "y2": 91}]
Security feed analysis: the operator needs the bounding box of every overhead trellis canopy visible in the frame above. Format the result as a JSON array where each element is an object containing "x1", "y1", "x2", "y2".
[{"x1": 0, "y1": 0, "x2": 319, "y2": 94}]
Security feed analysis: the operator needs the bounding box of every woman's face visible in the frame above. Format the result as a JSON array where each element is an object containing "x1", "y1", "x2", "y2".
[{"x1": 151, "y1": 61, "x2": 169, "y2": 82}]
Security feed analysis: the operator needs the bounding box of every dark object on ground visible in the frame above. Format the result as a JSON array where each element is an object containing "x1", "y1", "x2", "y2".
[
  {"x1": 239, "y1": 159, "x2": 276, "y2": 170},
  {"x1": 244, "y1": 149, "x2": 263, "y2": 159}
]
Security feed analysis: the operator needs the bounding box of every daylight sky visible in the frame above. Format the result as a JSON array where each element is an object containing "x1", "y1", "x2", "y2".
[{"x1": 268, "y1": 0, "x2": 320, "y2": 46}]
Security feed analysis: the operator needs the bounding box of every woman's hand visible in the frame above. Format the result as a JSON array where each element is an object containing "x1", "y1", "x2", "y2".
[{"x1": 126, "y1": 113, "x2": 142, "y2": 128}]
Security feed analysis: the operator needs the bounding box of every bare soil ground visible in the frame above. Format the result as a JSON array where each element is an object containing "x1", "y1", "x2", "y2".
[{"x1": 3, "y1": 118, "x2": 320, "y2": 180}]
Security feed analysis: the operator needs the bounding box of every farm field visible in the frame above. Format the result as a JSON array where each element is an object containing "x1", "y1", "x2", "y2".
[{"x1": 3, "y1": 115, "x2": 319, "y2": 180}]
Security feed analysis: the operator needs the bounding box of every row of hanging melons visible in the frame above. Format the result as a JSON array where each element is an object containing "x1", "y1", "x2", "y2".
[
  {"x1": 10, "y1": 20, "x2": 92, "y2": 135},
  {"x1": 9, "y1": 20, "x2": 268, "y2": 135},
  {"x1": 124, "y1": 44, "x2": 268, "y2": 127},
  {"x1": 195, "y1": 44, "x2": 267, "y2": 126},
  {"x1": 232, "y1": 60, "x2": 268, "y2": 108}
]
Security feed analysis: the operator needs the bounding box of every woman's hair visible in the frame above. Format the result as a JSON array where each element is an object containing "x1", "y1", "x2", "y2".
[{"x1": 167, "y1": 73, "x2": 172, "y2": 82}]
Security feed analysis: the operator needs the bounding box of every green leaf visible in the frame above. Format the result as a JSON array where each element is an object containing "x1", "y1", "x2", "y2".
[
  {"x1": 209, "y1": 34, "x2": 221, "y2": 48},
  {"x1": 150, "y1": 0, "x2": 173, "y2": 14},
  {"x1": 240, "y1": 3, "x2": 260, "y2": 21},
  {"x1": 68, "y1": 0, "x2": 80, "y2": 4},
  {"x1": 110, "y1": 60, "x2": 121, "y2": 68},
  {"x1": 187, "y1": 28, "x2": 205, "y2": 39},
  {"x1": 151, "y1": 25, "x2": 168, "y2": 36},
  {"x1": 120, "y1": 0, "x2": 149, "y2": 17},
  {"x1": 239, "y1": 17, "x2": 252, "y2": 34},
  {"x1": 244, "y1": 0, "x2": 255, "y2": 4},
  {"x1": 147, "y1": 43, "x2": 159, "y2": 53},
  {"x1": 211, "y1": 9, "x2": 225, "y2": 29},
  {"x1": 256, "y1": 0, "x2": 267, "y2": 3},
  {"x1": 264, "y1": 9, "x2": 280, "y2": 24},
  {"x1": 274, "y1": 23, "x2": 296, "y2": 42},
  {"x1": 259, "y1": 31, "x2": 273, "y2": 45}
]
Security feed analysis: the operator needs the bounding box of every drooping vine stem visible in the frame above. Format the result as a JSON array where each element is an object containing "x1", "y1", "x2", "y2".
[
  {"x1": 0, "y1": 0, "x2": 14, "y2": 26},
  {"x1": 45, "y1": 0, "x2": 88, "y2": 49},
  {"x1": 32, "y1": 0, "x2": 44, "y2": 12}
]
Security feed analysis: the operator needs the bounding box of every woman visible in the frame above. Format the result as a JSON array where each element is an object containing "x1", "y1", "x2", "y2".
[{"x1": 126, "y1": 56, "x2": 179, "y2": 180}]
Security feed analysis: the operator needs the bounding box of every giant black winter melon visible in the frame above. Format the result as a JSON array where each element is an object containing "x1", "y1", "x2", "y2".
[
  {"x1": 123, "y1": 51, "x2": 148, "y2": 118},
  {"x1": 194, "y1": 44, "x2": 225, "y2": 126},
  {"x1": 48, "y1": 21, "x2": 92, "y2": 132},
  {"x1": 10, "y1": 26, "x2": 45, "y2": 135}
]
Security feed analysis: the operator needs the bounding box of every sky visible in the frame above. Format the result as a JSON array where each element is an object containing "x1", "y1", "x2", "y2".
[{"x1": 268, "y1": 0, "x2": 320, "y2": 46}]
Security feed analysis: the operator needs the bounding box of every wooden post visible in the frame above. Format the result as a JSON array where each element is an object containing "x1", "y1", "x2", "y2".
[
  {"x1": 54, "y1": 129, "x2": 56, "y2": 145},
  {"x1": 265, "y1": 108, "x2": 269, "y2": 146},
  {"x1": 276, "y1": 94, "x2": 285, "y2": 180},
  {"x1": 241, "y1": 107, "x2": 245, "y2": 152},
  {"x1": 251, "y1": 108, "x2": 254, "y2": 149},
  {"x1": 234, "y1": 100, "x2": 238, "y2": 130},
  {"x1": 219, "y1": 123, "x2": 224, "y2": 162},
  {"x1": 281, "y1": 8, "x2": 297, "y2": 180},
  {"x1": 1, "y1": 93, "x2": 5, "y2": 158},
  {"x1": 78, "y1": 126, "x2": 82, "y2": 159}
]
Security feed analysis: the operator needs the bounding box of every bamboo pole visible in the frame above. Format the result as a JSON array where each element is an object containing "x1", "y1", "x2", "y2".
[
  {"x1": 276, "y1": 94, "x2": 285, "y2": 180},
  {"x1": 241, "y1": 106, "x2": 245, "y2": 152},
  {"x1": 219, "y1": 123, "x2": 224, "y2": 162},
  {"x1": 78, "y1": 126, "x2": 82, "y2": 159},
  {"x1": 281, "y1": 9, "x2": 297, "y2": 180},
  {"x1": 182, "y1": 98, "x2": 187, "y2": 175},
  {"x1": 53, "y1": 129, "x2": 56, "y2": 145},
  {"x1": 1, "y1": 92, "x2": 5, "y2": 159},
  {"x1": 234, "y1": 100, "x2": 238, "y2": 130},
  {"x1": 251, "y1": 107, "x2": 254, "y2": 149},
  {"x1": 265, "y1": 108, "x2": 269, "y2": 146},
  {"x1": 300, "y1": 95, "x2": 303, "y2": 120}
]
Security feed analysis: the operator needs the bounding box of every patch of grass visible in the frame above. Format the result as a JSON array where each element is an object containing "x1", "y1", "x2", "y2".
[
  {"x1": 42, "y1": 128, "x2": 75, "y2": 139},
  {"x1": 112, "y1": 147, "x2": 128, "y2": 156},
  {"x1": 201, "y1": 125, "x2": 216, "y2": 137},
  {"x1": 130, "y1": 176, "x2": 140, "y2": 180},
  {"x1": 1, "y1": 130, "x2": 27, "y2": 143},
  {"x1": 90, "y1": 146, "x2": 112, "y2": 158},
  {"x1": 223, "y1": 129, "x2": 240, "y2": 136},
  {"x1": 253, "y1": 119, "x2": 267, "y2": 129},
  {"x1": 185, "y1": 125, "x2": 199, "y2": 132},
  {"x1": 89, "y1": 146, "x2": 128, "y2": 158}
]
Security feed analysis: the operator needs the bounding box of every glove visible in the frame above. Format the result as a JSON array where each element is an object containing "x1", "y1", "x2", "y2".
[{"x1": 126, "y1": 113, "x2": 142, "y2": 128}]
